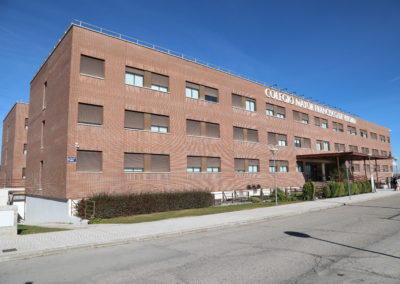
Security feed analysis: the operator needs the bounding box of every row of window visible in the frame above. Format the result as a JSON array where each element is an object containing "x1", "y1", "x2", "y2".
[
  {"x1": 79, "y1": 54, "x2": 391, "y2": 144},
  {"x1": 76, "y1": 150, "x2": 393, "y2": 174}
]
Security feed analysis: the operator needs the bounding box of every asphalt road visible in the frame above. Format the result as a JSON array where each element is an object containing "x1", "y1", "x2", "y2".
[{"x1": 1, "y1": 195, "x2": 400, "y2": 284}]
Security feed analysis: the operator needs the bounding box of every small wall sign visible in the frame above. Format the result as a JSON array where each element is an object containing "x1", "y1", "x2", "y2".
[{"x1": 67, "y1": 157, "x2": 77, "y2": 162}]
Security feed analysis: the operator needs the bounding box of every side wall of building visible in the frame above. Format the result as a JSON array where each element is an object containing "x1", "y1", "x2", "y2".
[{"x1": 25, "y1": 28, "x2": 73, "y2": 200}]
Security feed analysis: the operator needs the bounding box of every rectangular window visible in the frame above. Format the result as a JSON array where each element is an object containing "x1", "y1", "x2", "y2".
[
  {"x1": 151, "y1": 73, "x2": 169, "y2": 92},
  {"x1": 151, "y1": 154, "x2": 170, "y2": 172},
  {"x1": 379, "y1": 135, "x2": 386, "y2": 142},
  {"x1": 233, "y1": 127, "x2": 258, "y2": 142},
  {"x1": 317, "y1": 140, "x2": 330, "y2": 151},
  {"x1": 381, "y1": 150, "x2": 388, "y2": 157},
  {"x1": 370, "y1": 132, "x2": 378, "y2": 140},
  {"x1": 347, "y1": 126, "x2": 357, "y2": 135},
  {"x1": 185, "y1": 82, "x2": 200, "y2": 99},
  {"x1": 315, "y1": 117, "x2": 328, "y2": 128},
  {"x1": 332, "y1": 122, "x2": 344, "y2": 132},
  {"x1": 39, "y1": 161, "x2": 43, "y2": 189},
  {"x1": 125, "y1": 110, "x2": 144, "y2": 130},
  {"x1": 294, "y1": 137, "x2": 302, "y2": 148},
  {"x1": 43, "y1": 81, "x2": 47, "y2": 110},
  {"x1": 296, "y1": 161, "x2": 304, "y2": 173},
  {"x1": 125, "y1": 67, "x2": 144, "y2": 87},
  {"x1": 23, "y1": 144, "x2": 27, "y2": 155},
  {"x1": 334, "y1": 143, "x2": 345, "y2": 152},
  {"x1": 204, "y1": 86, "x2": 218, "y2": 103},
  {"x1": 124, "y1": 153, "x2": 144, "y2": 172},
  {"x1": 234, "y1": 158, "x2": 259, "y2": 173},
  {"x1": 361, "y1": 147, "x2": 370, "y2": 154},
  {"x1": 353, "y1": 164, "x2": 360, "y2": 172},
  {"x1": 22, "y1": 168, "x2": 26, "y2": 179},
  {"x1": 77, "y1": 150, "x2": 102, "y2": 172},
  {"x1": 382, "y1": 165, "x2": 389, "y2": 172},
  {"x1": 269, "y1": 160, "x2": 289, "y2": 173},
  {"x1": 266, "y1": 103, "x2": 286, "y2": 119},
  {"x1": 41, "y1": 120, "x2": 45, "y2": 149},
  {"x1": 387, "y1": 136, "x2": 390, "y2": 143},
  {"x1": 24, "y1": 118, "x2": 28, "y2": 129},
  {"x1": 372, "y1": 149, "x2": 379, "y2": 156},
  {"x1": 268, "y1": 132, "x2": 287, "y2": 146},
  {"x1": 78, "y1": 103, "x2": 103, "y2": 125},
  {"x1": 151, "y1": 114, "x2": 169, "y2": 133},
  {"x1": 186, "y1": 119, "x2": 219, "y2": 138},
  {"x1": 349, "y1": 145, "x2": 359, "y2": 152},
  {"x1": 232, "y1": 94, "x2": 256, "y2": 112},
  {"x1": 80, "y1": 55, "x2": 104, "y2": 79},
  {"x1": 187, "y1": 156, "x2": 220, "y2": 172},
  {"x1": 294, "y1": 137, "x2": 311, "y2": 149},
  {"x1": 293, "y1": 110, "x2": 309, "y2": 124},
  {"x1": 360, "y1": 129, "x2": 368, "y2": 138}
]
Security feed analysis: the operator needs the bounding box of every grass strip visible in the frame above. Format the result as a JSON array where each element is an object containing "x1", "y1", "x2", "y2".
[{"x1": 17, "y1": 225, "x2": 69, "y2": 235}]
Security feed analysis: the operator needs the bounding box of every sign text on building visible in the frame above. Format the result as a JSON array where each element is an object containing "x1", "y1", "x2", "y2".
[{"x1": 265, "y1": 89, "x2": 357, "y2": 124}]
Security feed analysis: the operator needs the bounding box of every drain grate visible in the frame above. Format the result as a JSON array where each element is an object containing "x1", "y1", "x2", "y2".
[{"x1": 2, "y1": 248, "x2": 17, "y2": 253}]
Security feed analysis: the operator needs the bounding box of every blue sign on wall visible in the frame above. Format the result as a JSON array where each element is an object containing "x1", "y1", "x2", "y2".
[{"x1": 67, "y1": 157, "x2": 77, "y2": 163}]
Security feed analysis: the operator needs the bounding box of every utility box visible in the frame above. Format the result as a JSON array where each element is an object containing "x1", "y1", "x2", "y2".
[{"x1": 0, "y1": 205, "x2": 18, "y2": 237}]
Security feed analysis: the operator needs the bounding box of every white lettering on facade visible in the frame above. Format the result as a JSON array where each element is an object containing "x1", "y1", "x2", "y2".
[{"x1": 265, "y1": 88, "x2": 357, "y2": 124}]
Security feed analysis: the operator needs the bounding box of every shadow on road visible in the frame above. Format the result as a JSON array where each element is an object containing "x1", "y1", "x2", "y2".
[{"x1": 284, "y1": 231, "x2": 400, "y2": 260}]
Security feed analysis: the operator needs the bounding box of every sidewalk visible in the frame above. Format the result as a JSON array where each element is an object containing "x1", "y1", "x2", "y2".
[{"x1": 1, "y1": 190, "x2": 399, "y2": 263}]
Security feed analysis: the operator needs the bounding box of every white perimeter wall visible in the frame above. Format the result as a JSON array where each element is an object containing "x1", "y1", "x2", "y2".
[{"x1": 25, "y1": 196, "x2": 83, "y2": 224}]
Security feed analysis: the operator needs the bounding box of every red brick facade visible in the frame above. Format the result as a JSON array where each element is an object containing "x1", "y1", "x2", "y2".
[
  {"x1": 0, "y1": 103, "x2": 29, "y2": 188},
  {"x1": 24, "y1": 25, "x2": 392, "y2": 200}
]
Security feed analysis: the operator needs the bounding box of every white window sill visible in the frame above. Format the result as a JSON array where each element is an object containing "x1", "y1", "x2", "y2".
[
  {"x1": 187, "y1": 135, "x2": 220, "y2": 140},
  {"x1": 124, "y1": 172, "x2": 170, "y2": 174},
  {"x1": 78, "y1": 123, "x2": 103, "y2": 127},
  {"x1": 124, "y1": 128, "x2": 170, "y2": 134},
  {"x1": 233, "y1": 140, "x2": 258, "y2": 144},
  {"x1": 76, "y1": 171, "x2": 103, "y2": 174},
  {"x1": 185, "y1": 97, "x2": 219, "y2": 104},
  {"x1": 187, "y1": 172, "x2": 221, "y2": 174},
  {"x1": 125, "y1": 83, "x2": 170, "y2": 94},
  {"x1": 80, "y1": 73, "x2": 105, "y2": 80}
]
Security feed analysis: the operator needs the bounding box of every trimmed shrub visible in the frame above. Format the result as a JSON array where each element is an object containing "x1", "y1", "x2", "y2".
[
  {"x1": 322, "y1": 184, "x2": 331, "y2": 198},
  {"x1": 338, "y1": 183, "x2": 345, "y2": 197},
  {"x1": 351, "y1": 183, "x2": 359, "y2": 195},
  {"x1": 271, "y1": 190, "x2": 291, "y2": 202},
  {"x1": 76, "y1": 191, "x2": 214, "y2": 219},
  {"x1": 303, "y1": 182, "x2": 316, "y2": 200},
  {"x1": 249, "y1": 197, "x2": 261, "y2": 203}
]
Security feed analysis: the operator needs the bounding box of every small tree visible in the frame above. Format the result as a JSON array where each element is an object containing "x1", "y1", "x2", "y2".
[{"x1": 303, "y1": 182, "x2": 316, "y2": 200}]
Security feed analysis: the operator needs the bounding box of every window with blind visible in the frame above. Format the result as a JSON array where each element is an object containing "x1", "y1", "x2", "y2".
[
  {"x1": 332, "y1": 122, "x2": 344, "y2": 132},
  {"x1": 334, "y1": 143, "x2": 345, "y2": 152},
  {"x1": 151, "y1": 114, "x2": 169, "y2": 133},
  {"x1": 186, "y1": 119, "x2": 219, "y2": 138},
  {"x1": 268, "y1": 132, "x2": 287, "y2": 146},
  {"x1": 372, "y1": 149, "x2": 379, "y2": 156},
  {"x1": 349, "y1": 145, "x2": 359, "y2": 152},
  {"x1": 293, "y1": 110, "x2": 309, "y2": 124},
  {"x1": 315, "y1": 116, "x2": 328, "y2": 128},
  {"x1": 125, "y1": 110, "x2": 169, "y2": 133},
  {"x1": 78, "y1": 103, "x2": 103, "y2": 125},
  {"x1": 25, "y1": 118, "x2": 28, "y2": 129},
  {"x1": 370, "y1": 132, "x2": 378, "y2": 140},
  {"x1": 360, "y1": 129, "x2": 368, "y2": 138},
  {"x1": 381, "y1": 150, "x2": 388, "y2": 157},
  {"x1": 233, "y1": 126, "x2": 258, "y2": 142},
  {"x1": 296, "y1": 161, "x2": 304, "y2": 172},
  {"x1": 125, "y1": 66, "x2": 144, "y2": 87},
  {"x1": 124, "y1": 153, "x2": 169, "y2": 172},
  {"x1": 77, "y1": 150, "x2": 102, "y2": 172},
  {"x1": 294, "y1": 137, "x2": 311, "y2": 148},
  {"x1": 269, "y1": 160, "x2": 289, "y2": 173},
  {"x1": 187, "y1": 156, "x2": 220, "y2": 172},
  {"x1": 22, "y1": 168, "x2": 26, "y2": 179},
  {"x1": 23, "y1": 144, "x2": 27, "y2": 155},
  {"x1": 151, "y1": 73, "x2": 169, "y2": 92},
  {"x1": 382, "y1": 165, "x2": 389, "y2": 172},
  {"x1": 347, "y1": 126, "x2": 357, "y2": 135},
  {"x1": 234, "y1": 158, "x2": 259, "y2": 173},
  {"x1": 316, "y1": 140, "x2": 330, "y2": 151},
  {"x1": 232, "y1": 94, "x2": 256, "y2": 112},
  {"x1": 361, "y1": 147, "x2": 369, "y2": 154},
  {"x1": 379, "y1": 135, "x2": 386, "y2": 142},
  {"x1": 80, "y1": 55, "x2": 105, "y2": 79},
  {"x1": 352, "y1": 164, "x2": 360, "y2": 172},
  {"x1": 185, "y1": 82, "x2": 218, "y2": 102},
  {"x1": 266, "y1": 103, "x2": 286, "y2": 119}
]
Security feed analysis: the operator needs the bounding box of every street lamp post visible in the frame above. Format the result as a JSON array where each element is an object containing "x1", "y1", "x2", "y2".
[
  {"x1": 368, "y1": 153, "x2": 375, "y2": 192},
  {"x1": 270, "y1": 147, "x2": 279, "y2": 205}
]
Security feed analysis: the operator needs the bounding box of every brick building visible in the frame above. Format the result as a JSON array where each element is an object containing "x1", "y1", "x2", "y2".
[
  {"x1": 1, "y1": 21, "x2": 393, "y2": 222},
  {"x1": 0, "y1": 103, "x2": 29, "y2": 188}
]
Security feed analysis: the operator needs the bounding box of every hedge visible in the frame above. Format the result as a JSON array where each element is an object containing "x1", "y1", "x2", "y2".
[
  {"x1": 303, "y1": 182, "x2": 316, "y2": 200},
  {"x1": 76, "y1": 191, "x2": 214, "y2": 219},
  {"x1": 318, "y1": 180, "x2": 372, "y2": 199}
]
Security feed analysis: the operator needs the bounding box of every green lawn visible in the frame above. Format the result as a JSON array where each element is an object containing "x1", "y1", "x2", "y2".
[
  {"x1": 96, "y1": 200, "x2": 304, "y2": 224},
  {"x1": 17, "y1": 225, "x2": 69, "y2": 235}
]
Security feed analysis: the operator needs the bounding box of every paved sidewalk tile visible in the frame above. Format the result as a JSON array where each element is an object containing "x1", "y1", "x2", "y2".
[{"x1": 0, "y1": 190, "x2": 399, "y2": 262}]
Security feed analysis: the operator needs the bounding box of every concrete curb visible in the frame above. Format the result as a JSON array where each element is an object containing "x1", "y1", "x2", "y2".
[{"x1": 0, "y1": 191, "x2": 398, "y2": 263}]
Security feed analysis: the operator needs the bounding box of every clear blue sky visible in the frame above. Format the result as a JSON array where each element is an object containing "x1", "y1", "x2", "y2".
[{"x1": 0, "y1": 0, "x2": 399, "y2": 170}]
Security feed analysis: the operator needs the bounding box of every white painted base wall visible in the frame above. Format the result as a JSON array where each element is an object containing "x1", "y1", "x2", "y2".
[{"x1": 25, "y1": 196, "x2": 85, "y2": 224}]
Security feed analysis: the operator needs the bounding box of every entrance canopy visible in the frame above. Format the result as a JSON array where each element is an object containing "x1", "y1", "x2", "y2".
[{"x1": 297, "y1": 152, "x2": 391, "y2": 162}]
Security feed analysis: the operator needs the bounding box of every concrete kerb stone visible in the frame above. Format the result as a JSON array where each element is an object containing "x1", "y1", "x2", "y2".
[{"x1": 0, "y1": 191, "x2": 399, "y2": 263}]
